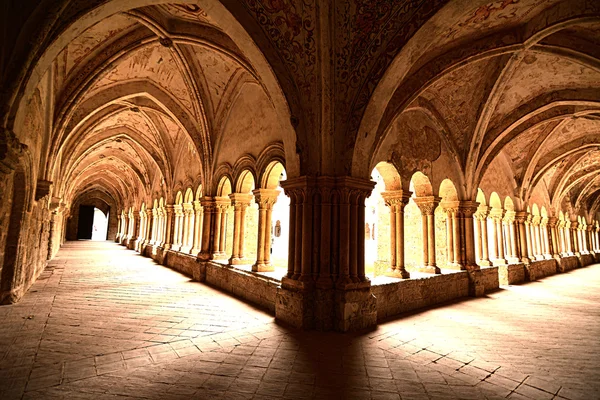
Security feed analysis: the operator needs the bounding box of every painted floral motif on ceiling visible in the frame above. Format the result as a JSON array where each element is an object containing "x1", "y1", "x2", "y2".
[
  {"x1": 334, "y1": 0, "x2": 448, "y2": 143},
  {"x1": 241, "y1": 0, "x2": 317, "y2": 101}
]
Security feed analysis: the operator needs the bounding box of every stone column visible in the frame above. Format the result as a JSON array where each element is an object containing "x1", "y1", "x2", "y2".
[
  {"x1": 381, "y1": 190, "x2": 412, "y2": 278},
  {"x1": 459, "y1": 201, "x2": 480, "y2": 271},
  {"x1": 211, "y1": 197, "x2": 231, "y2": 260},
  {"x1": 198, "y1": 197, "x2": 214, "y2": 261},
  {"x1": 547, "y1": 217, "x2": 560, "y2": 258},
  {"x1": 570, "y1": 221, "x2": 580, "y2": 256},
  {"x1": 229, "y1": 193, "x2": 253, "y2": 265},
  {"x1": 490, "y1": 209, "x2": 507, "y2": 265},
  {"x1": 191, "y1": 200, "x2": 203, "y2": 255},
  {"x1": 414, "y1": 196, "x2": 442, "y2": 274},
  {"x1": 515, "y1": 212, "x2": 530, "y2": 263},
  {"x1": 540, "y1": 218, "x2": 552, "y2": 259},
  {"x1": 504, "y1": 211, "x2": 519, "y2": 263},
  {"x1": 277, "y1": 176, "x2": 376, "y2": 332},
  {"x1": 180, "y1": 203, "x2": 194, "y2": 254},
  {"x1": 252, "y1": 189, "x2": 279, "y2": 272},
  {"x1": 143, "y1": 209, "x2": 153, "y2": 248},
  {"x1": 160, "y1": 205, "x2": 175, "y2": 250},
  {"x1": 172, "y1": 205, "x2": 183, "y2": 252},
  {"x1": 475, "y1": 207, "x2": 491, "y2": 266},
  {"x1": 441, "y1": 201, "x2": 461, "y2": 268}
]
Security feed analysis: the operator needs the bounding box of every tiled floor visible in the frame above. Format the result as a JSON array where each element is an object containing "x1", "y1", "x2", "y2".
[{"x1": 1, "y1": 242, "x2": 598, "y2": 399}]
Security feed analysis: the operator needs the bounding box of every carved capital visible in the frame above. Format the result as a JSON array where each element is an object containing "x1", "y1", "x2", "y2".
[
  {"x1": 458, "y1": 201, "x2": 479, "y2": 218},
  {"x1": 252, "y1": 189, "x2": 279, "y2": 208},
  {"x1": 474, "y1": 205, "x2": 490, "y2": 220},
  {"x1": 413, "y1": 196, "x2": 441, "y2": 215},
  {"x1": 503, "y1": 210, "x2": 516, "y2": 224},
  {"x1": 381, "y1": 190, "x2": 412, "y2": 211},
  {"x1": 547, "y1": 217, "x2": 558, "y2": 227},
  {"x1": 229, "y1": 193, "x2": 253, "y2": 209}
]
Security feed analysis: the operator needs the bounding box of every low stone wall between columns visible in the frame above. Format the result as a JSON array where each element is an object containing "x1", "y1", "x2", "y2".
[
  {"x1": 527, "y1": 259, "x2": 557, "y2": 281},
  {"x1": 578, "y1": 253, "x2": 594, "y2": 267},
  {"x1": 594, "y1": 252, "x2": 600, "y2": 263},
  {"x1": 205, "y1": 262, "x2": 278, "y2": 313},
  {"x1": 163, "y1": 251, "x2": 197, "y2": 277},
  {"x1": 498, "y1": 263, "x2": 525, "y2": 285},
  {"x1": 479, "y1": 266, "x2": 500, "y2": 291},
  {"x1": 557, "y1": 255, "x2": 580, "y2": 272},
  {"x1": 372, "y1": 272, "x2": 470, "y2": 321}
]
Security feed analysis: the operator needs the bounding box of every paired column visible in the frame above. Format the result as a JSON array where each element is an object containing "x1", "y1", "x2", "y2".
[
  {"x1": 198, "y1": 197, "x2": 214, "y2": 261},
  {"x1": 252, "y1": 189, "x2": 279, "y2": 272},
  {"x1": 191, "y1": 200, "x2": 203, "y2": 255},
  {"x1": 229, "y1": 193, "x2": 253, "y2": 265},
  {"x1": 474, "y1": 206, "x2": 492, "y2": 266},
  {"x1": 143, "y1": 209, "x2": 153, "y2": 248},
  {"x1": 381, "y1": 190, "x2": 412, "y2": 278},
  {"x1": 441, "y1": 202, "x2": 461, "y2": 269},
  {"x1": 413, "y1": 196, "x2": 441, "y2": 274},
  {"x1": 211, "y1": 197, "x2": 231, "y2": 260},
  {"x1": 515, "y1": 211, "x2": 530, "y2": 263},
  {"x1": 489, "y1": 208, "x2": 507, "y2": 265},
  {"x1": 504, "y1": 211, "x2": 519, "y2": 263},
  {"x1": 172, "y1": 205, "x2": 184, "y2": 251},
  {"x1": 547, "y1": 217, "x2": 560, "y2": 257},
  {"x1": 570, "y1": 221, "x2": 580, "y2": 255},
  {"x1": 160, "y1": 205, "x2": 174, "y2": 250},
  {"x1": 181, "y1": 203, "x2": 194, "y2": 253}
]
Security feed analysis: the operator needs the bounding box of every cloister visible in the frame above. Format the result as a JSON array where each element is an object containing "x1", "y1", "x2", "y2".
[{"x1": 1, "y1": 0, "x2": 600, "y2": 339}]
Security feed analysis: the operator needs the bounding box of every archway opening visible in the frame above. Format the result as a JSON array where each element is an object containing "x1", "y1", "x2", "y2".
[
  {"x1": 91, "y1": 208, "x2": 109, "y2": 241},
  {"x1": 269, "y1": 166, "x2": 289, "y2": 271}
]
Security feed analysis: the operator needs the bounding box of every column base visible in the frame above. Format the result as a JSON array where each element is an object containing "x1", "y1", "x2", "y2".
[
  {"x1": 443, "y1": 263, "x2": 466, "y2": 271},
  {"x1": 211, "y1": 252, "x2": 228, "y2": 261},
  {"x1": 507, "y1": 257, "x2": 521, "y2": 264},
  {"x1": 533, "y1": 255, "x2": 545, "y2": 261},
  {"x1": 253, "y1": 263, "x2": 274, "y2": 272},
  {"x1": 180, "y1": 246, "x2": 193, "y2": 254},
  {"x1": 384, "y1": 268, "x2": 410, "y2": 279},
  {"x1": 477, "y1": 259, "x2": 492, "y2": 267},
  {"x1": 229, "y1": 257, "x2": 250, "y2": 265},
  {"x1": 412, "y1": 265, "x2": 441, "y2": 274},
  {"x1": 492, "y1": 258, "x2": 508, "y2": 266}
]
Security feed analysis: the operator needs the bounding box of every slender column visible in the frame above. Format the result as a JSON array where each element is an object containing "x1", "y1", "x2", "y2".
[
  {"x1": 191, "y1": 201, "x2": 203, "y2": 255},
  {"x1": 210, "y1": 197, "x2": 230, "y2": 260},
  {"x1": 252, "y1": 189, "x2": 280, "y2": 272},
  {"x1": 490, "y1": 209, "x2": 507, "y2": 265},
  {"x1": 504, "y1": 211, "x2": 518, "y2": 262},
  {"x1": 171, "y1": 205, "x2": 183, "y2": 252},
  {"x1": 144, "y1": 209, "x2": 153, "y2": 247},
  {"x1": 198, "y1": 197, "x2": 214, "y2": 261},
  {"x1": 459, "y1": 201, "x2": 480, "y2": 270},
  {"x1": 570, "y1": 221, "x2": 580, "y2": 255},
  {"x1": 524, "y1": 215, "x2": 535, "y2": 259},
  {"x1": 160, "y1": 205, "x2": 175, "y2": 249},
  {"x1": 381, "y1": 190, "x2": 412, "y2": 278},
  {"x1": 181, "y1": 204, "x2": 194, "y2": 253},
  {"x1": 229, "y1": 193, "x2": 253, "y2": 265},
  {"x1": 541, "y1": 218, "x2": 552, "y2": 258},
  {"x1": 547, "y1": 217, "x2": 559, "y2": 257},
  {"x1": 514, "y1": 212, "x2": 530, "y2": 263},
  {"x1": 475, "y1": 207, "x2": 491, "y2": 266},
  {"x1": 414, "y1": 196, "x2": 441, "y2": 274},
  {"x1": 444, "y1": 206, "x2": 455, "y2": 265}
]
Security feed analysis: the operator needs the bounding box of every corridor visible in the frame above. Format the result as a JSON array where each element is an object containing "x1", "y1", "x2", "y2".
[{"x1": 0, "y1": 241, "x2": 598, "y2": 399}]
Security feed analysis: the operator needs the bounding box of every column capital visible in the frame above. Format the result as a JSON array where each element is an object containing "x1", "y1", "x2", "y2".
[
  {"x1": 586, "y1": 225, "x2": 594, "y2": 232},
  {"x1": 547, "y1": 216, "x2": 558, "y2": 227},
  {"x1": 569, "y1": 221, "x2": 579, "y2": 229},
  {"x1": 474, "y1": 205, "x2": 489, "y2": 220},
  {"x1": 457, "y1": 201, "x2": 479, "y2": 218},
  {"x1": 229, "y1": 192, "x2": 253, "y2": 208},
  {"x1": 503, "y1": 210, "x2": 516, "y2": 223},
  {"x1": 531, "y1": 215, "x2": 541, "y2": 225},
  {"x1": 214, "y1": 196, "x2": 231, "y2": 210},
  {"x1": 489, "y1": 208, "x2": 505, "y2": 221},
  {"x1": 381, "y1": 190, "x2": 412, "y2": 208},
  {"x1": 413, "y1": 196, "x2": 442, "y2": 215},
  {"x1": 514, "y1": 211, "x2": 530, "y2": 223},
  {"x1": 193, "y1": 200, "x2": 203, "y2": 212},
  {"x1": 252, "y1": 188, "x2": 280, "y2": 207},
  {"x1": 440, "y1": 200, "x2": 460, "y2": 214}
]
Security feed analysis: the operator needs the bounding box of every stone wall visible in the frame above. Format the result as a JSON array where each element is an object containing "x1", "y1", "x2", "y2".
[
  {"x1": 498, "y1": 263, "x2": 526, "y2": 285},
  {"x1": 372, "y1": 272, "x2": 470, "y2": 321},
  {"x1": 479, "y1": 266, "x2": 500, "y2": 291},
  {"x1": 557, "y1": 255, "x2": 580, "y2": 272},
  {"x1": 578, "y1": 253, "x2": 594, "y2": 267},
  {"x1": 0, "y1": 173, "x2": 15, "y2": 273},
  {"x1": 527, "y1": 259, "x2": 557, "y2": 281}
]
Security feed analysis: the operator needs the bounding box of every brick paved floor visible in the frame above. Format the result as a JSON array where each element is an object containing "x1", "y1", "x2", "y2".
[{"x1": 0, "y1": 241, "x2": 598, "y2": 400}]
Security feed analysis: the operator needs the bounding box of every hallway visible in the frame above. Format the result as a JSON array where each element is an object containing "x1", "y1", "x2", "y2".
[{"x1": 0, "y1": 242, "x2": 598, "y2": 399}]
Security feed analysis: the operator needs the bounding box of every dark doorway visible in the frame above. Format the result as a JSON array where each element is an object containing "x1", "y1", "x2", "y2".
[{"x1": 77, "y1": 205, "x2": 94, "y2": 239}]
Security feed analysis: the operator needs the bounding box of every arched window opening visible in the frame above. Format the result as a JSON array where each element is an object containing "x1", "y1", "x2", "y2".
[
  {"x1": 407, "y1": 172, "x2": 439, "y2": 274},
  {"x1": 213, "y1": 177, "x2": 233, "y2": 262},
  {"x1": 180, "y1": 188, "x2": 194, "y2": 254},
  {"x1": 230, "y1": 170, "x2": 258, "y2": 265}
]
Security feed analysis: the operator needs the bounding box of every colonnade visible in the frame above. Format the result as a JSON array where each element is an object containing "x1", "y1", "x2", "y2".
[{"x1": 115, "y1": 190, "x2": 283, "y2": 272}]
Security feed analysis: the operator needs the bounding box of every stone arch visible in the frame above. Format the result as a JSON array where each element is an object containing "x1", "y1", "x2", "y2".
[
  {"x1": 410, "y1": 172, "x2": 433, "y2": 198},
  {"x1": 216, "y1": 176, "x2": 232, "y2": 197},
  {"x1": 504, "y1": 197, "x2": 515, "y2": 212},
  {"x1": 236, "y1": 169, "x2": 256, "y2": 194},
  {"x1": 260, "y1": 161, "x2": 286, "y2": 190},
  {"x1": 490, "y1": 192, "x2": 502, "y2": 210},
  {"x1": 374, "y1": 161, "x2": 402, "y2": 191},
  {"x1": 439, "y1": 179, "x2": 458, "y2": 202},
  {"x1": 476, "y1": 188, "x2": 487, "y2": 207}
]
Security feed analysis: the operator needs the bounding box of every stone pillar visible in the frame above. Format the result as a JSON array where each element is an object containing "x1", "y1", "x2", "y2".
[
  {"x1": 515, "y1": 212, "x2": 530, "y2": 263},
  {"x1": 458, "y1": 201, "x2": 480, "y2": 271},
  {"x1": 191, "y1": 200, "x2": 203, "y2": 255},
  {"x1": 414, "y1": 196, "x2": 442, "y2": 274},
  {"x1": 570, "y1": 221, "x2": 580, "y2": 256},
  {"x1": 252, "y1": 189, "x2": 280, "y2": 272},
  {"x1": 160, "y1": 205, "x2": 175, "y2": 250},
  {"x1": 474, "y1": 207, "x2": 491, "y2": 266},
  {"x1": 276, "y1": 176, "x2": 376, "y2": 332},
  {"x1": 228, "y1": 193, "x2": 253, "y2": 265},
  {"x1": 198, "y1": 197, "x2": 214, "y2": 261},
  {"x1": 490, "y1": 209, "x2": 507, "y2": 265},
  {"x1": 503, "y1": 211, "x2": 519, "y2": 263},
  {"x1": 381, "y1": 190, "x2": 412, "y2": 278},
  {"x1": 210, "y1": 197, "x2": 231, "y2": 260},
  {"x1": 180, "y1": 203, "x2": 194, "y2": 254},
  {"x1": 540, "y1": 218, "x2": 552, "y2": 259},
  {"x1": 172, "y1": 205, "x2": 183, "y2": 252},
  {"x1": 143, "y1": 209, "x2": 153, "y2": 248},
  {"x1": 547, "y1": 217, "x2": 560, "y2": 258}
]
